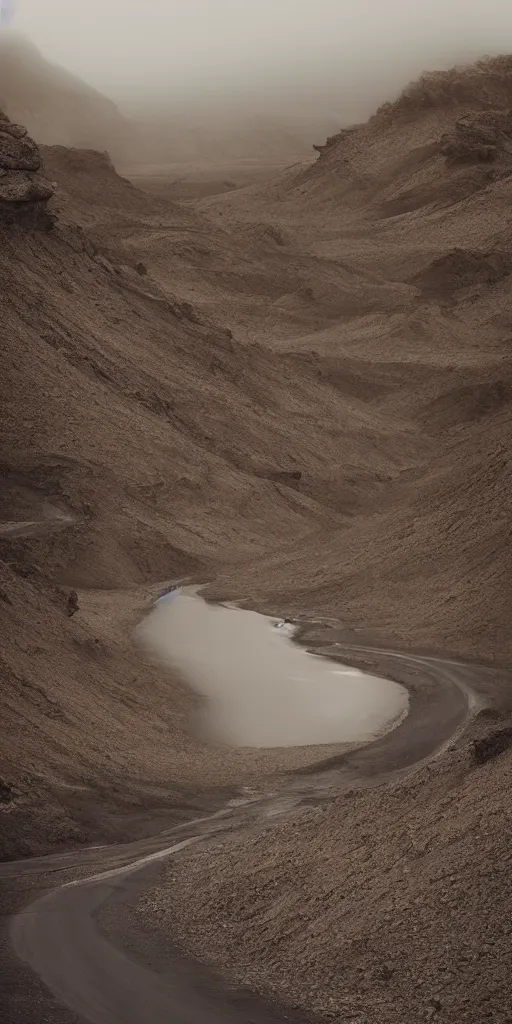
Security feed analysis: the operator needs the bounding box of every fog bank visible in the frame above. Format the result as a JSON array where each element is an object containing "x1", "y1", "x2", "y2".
[{"x1": 8, "y1": 0, "x2": 511, "y2": 122}]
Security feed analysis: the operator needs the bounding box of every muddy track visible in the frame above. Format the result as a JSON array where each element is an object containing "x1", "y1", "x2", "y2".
[
  {"x1": 2, "y1": 642, "x2": 480, "y2": 1024},
  {"x1": 0, "y1": 515, "x2": 78, "y2": 540}
]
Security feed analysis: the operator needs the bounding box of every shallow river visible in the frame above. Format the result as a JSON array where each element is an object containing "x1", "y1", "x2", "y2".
[{"x1": 139, "y1": 591, "x2": 408, "y2": 748}]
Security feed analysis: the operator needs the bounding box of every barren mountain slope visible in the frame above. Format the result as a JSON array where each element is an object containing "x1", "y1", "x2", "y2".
[
  {"x1": 141, "y1": 733, "x2": 512, "y2": 1024},
  {"x1": 1, "y1": 113, "x2": 428, "y2": 858},
  {"x1": 134, "y1": 57, "x2": 512, "y2": 1024},
  {"x1": 207, "y1": 408, "x2": 512, "y2": 659},
  {"x1": 195, "y1": 56, "x2": 512, "y2": 661},
  {"x1": 203, "y1": 55, "x2": 512, "y2": 226},
  {"x1": 40, "y1": 143, "x2": 415, "y2": 341}
]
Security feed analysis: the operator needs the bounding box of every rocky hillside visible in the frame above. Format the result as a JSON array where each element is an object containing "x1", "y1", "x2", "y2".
[{"x1": 197, "y1": 55, "x2": 512, "y2": 659}]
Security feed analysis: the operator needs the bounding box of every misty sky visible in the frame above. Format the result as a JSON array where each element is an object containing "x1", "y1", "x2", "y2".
[{"x1": 9, "y1": 0, "x2": 512, "y2": 115}]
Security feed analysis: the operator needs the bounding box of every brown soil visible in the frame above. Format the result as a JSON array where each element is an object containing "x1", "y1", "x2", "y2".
[
  {"x1": 139, "y1": 724, "x2": 512, "y2": 1024},
  {"x1": 1, "y1": 48, "x2": 512, "y2": 1023}
]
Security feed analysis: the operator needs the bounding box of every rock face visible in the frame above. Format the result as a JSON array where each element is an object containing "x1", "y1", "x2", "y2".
[
  {"x1": 0, "y1": 111, "x2": 55, "y2": 226},
  {"x1": 440, "y1": 111, "x2": 512, "y2": 165}
]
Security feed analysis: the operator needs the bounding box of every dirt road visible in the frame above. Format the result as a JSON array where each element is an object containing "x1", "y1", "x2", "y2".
[{"x1": 2, "y1": 645, "x2": 479, "y2": 1024}]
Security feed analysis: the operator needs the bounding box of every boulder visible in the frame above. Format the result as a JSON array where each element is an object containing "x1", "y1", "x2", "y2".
[
  {"x1": 0, "y1": 122, "x2": 28, "y2": 140},
  {"x1": 0, "y1": 170, "x2": 53, "y2": 203},
  {"x1": 0, "y1": 111, "x2": 54, "y2": 227},
  {"x1": 440, "y1": 111, "x2": 512, "y2": 165},
  {"x1": 0, "y1": 127, "x2": 40, "y2": 170}
]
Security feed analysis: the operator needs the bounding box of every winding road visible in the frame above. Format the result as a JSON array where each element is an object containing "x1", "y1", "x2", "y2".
[{"x1": 1, "y1": 640, "x2": 487, "y2": 1024}]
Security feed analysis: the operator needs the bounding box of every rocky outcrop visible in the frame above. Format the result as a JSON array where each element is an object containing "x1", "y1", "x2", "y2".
[
  {"x1": 0, "y1": 111, "x2": 55, "y2": 226},
  {"x1": 440, "y1": 111, "x2": 512, "y2": 165},
  {"x1": 472, "y1": 725, "x2": 512, "y2": 764},
  {"x1": 313, "y1": 125, "x2": 359, "y2": 155}
]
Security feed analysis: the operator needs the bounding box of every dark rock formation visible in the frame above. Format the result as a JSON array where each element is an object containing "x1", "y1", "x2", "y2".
[
  {"x1": 472, "y1": 726, "x2": 512, "y2": 764},
  {"x1": 0, "y1": 111, "x2": 55, "y2": 226},
  {"x1": 440, "y1": 111, "x2": 512, "y2": 165},
  {"x1": 313, "y1": 125, "x2": 359, "y2": 155}
]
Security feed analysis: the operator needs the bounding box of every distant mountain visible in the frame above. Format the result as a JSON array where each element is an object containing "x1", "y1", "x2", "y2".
[{"x1": 0, "y1": 34, "x2": 130, "y2": 159}]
